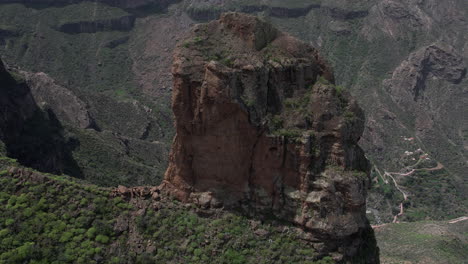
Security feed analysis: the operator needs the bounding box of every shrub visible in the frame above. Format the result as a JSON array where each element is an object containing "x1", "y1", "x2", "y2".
[
  {"x1": 95, "y1": 234, "x2": 110, "y2": 244},
  {"x1": 86, "y1": 227, "x2": 96, "y2": 239},
  {"x1": 335, "y1": 85, "x2": 344, "y2": 95},
  {"x1": 59, "y1": 231, "x2": 74, "y2": 243},
  {"x1": 269, "y1": 115, "x2": 283, "y2": 131},
  {"x1": 221, "y1": 57, "x2": 233, "y2": 67},
  {"x1": 0, "y1": 228, "x2": 10, "y2": 238},
  {"x1": 5, "y1": 218, "x2": 15, "y2": 226},
  {"x1": 343, "y1": 110, "x2": 356, "y2": 123},
  {"x1": 273, "y1": 129, "x2": 303, "y2": 141},
  {"x1": 223, "y1": 249, "x2": 246, "y2": 264},
  {"x1": 317, "y1": 75, "x2": 330, "y2": 85}
]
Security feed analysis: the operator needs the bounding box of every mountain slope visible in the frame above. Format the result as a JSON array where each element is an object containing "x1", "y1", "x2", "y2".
[
  {"x1": 0, "y1": 159, "x2": 342, "y2": 264},
  {"x1": 0, "y1": 57, "x2": 168, "y2": 186},
  {"x1": 0, "y1": 0, "x2": 465, "y2": 224}
]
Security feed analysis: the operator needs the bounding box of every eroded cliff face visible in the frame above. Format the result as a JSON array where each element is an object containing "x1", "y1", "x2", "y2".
[
  {"x1": 162, "y1": 13, "x2": 378, "y2": 262},
  {"x1": 384, "y1": 44, "x2": 466, "y2": 103}
]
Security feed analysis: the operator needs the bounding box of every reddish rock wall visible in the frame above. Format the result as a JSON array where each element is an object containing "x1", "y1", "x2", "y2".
[{"x1": 161, "y1": 12, "x2": 378, "y2": 262}]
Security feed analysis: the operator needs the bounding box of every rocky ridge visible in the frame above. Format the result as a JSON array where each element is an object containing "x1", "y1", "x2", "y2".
[
  {"x1": 384, "y1": 44, "x2": 466, "y2": 103},
  {"x1": 161, "y1": 13, "x2": 378, "y2": 262}
]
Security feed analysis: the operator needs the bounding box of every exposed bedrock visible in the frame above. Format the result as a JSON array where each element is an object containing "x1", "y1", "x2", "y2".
[
  {"x1": 384, "y1": 44, "x2": 466, "y2": 104},
  {"x1": 20, "y1": 71, "x2": 95, "y2": 129},
  {"x1": 161, "y1": 12, "x2": 379, "y2": 263}
]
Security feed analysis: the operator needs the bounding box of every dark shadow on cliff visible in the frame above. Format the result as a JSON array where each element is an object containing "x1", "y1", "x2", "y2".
[{"x1": 0, "y1": 61, "x2": 83, "y2": 178}]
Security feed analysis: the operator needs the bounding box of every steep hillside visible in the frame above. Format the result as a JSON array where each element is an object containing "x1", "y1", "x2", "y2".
[
  {"x1": 0, "y1": 159, "x2": 343, "y2": 264},
  {"x1": 0, "y1": 11, "x2": 380, "y2": 263},
  {"x1": 0, "y1": 58, "x2": 168, "y2": 186},
  {"x1": 0, "y1": 0, "x2": 465, "y2": 223},
  {"x1": 255, "y1": 0, "x2": 468, "y2": 223},
  {"x1": 0, "y1": 1, "x2": 465, "y2": 263}
]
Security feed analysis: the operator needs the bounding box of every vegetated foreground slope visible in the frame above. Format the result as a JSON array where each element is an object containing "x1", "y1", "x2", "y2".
[{"x1": 0, "y1": 158, "x2": 346, "y2": 264}]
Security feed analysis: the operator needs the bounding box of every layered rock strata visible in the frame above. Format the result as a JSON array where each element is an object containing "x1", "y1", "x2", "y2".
[{"x1": 162, "y1": 12, "x2": 378, "y2": 262}]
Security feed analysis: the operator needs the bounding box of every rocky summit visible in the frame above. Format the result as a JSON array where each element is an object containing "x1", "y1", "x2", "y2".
[{"x1": 162, "y1": 13, "x2": 379, "y2": 263}]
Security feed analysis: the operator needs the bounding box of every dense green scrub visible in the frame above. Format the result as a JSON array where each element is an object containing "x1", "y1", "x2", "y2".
[
  {"x1": 0, "y1": 159, "x2": 335, "y2": 264},
  {"x1": 0, "y1": 159, "x2": 127, "y2": 263},
  {"x1": 136, "y1": 209, "x2": 332, "y2": 264}
]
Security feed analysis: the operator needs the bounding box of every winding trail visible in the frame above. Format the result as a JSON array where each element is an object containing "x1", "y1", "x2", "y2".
[
  {"x1": 371, "y1": 223, "x2": 388, "y2": 229},
  {"x1": 448, "y1": 216, "x2": 468, "y2": 224},
  {"x1": 387, "y1": 169, "x2": 415, "y2": 177},
  {"x1": 380, "y1": 157, "x2": 444, "y2": 223},
  {"x1": 371, "y1": 146, "x2": 450, "y2": 228},
  {"x1": 416, "y1": 162, "x2": 444, "y2": 172},
  {"x1": 374, "y1": 166, "x2": 388, "y2": 184},
  {"x1": 372, "y1": 215, "x2": 468, "y2": 230},
  {"x1": 385, "y1": 172, "x2": 408, "y2": 201},
  {"x1": 384, "y1": 171, "x2": 408, "y2": 223}
]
